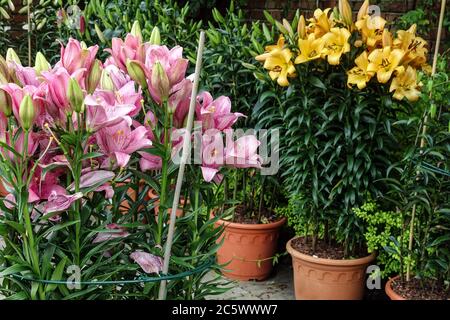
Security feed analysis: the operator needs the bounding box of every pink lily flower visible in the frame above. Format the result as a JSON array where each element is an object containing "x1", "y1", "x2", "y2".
[
  {"x1": 144, "y1": 45, "x2": 188, "y2": 103},
  {"x1": 106, "y1": 34, "x2": 145, "y2": 72},
  {"x1": 102, "y1": 64, "x2": 131, "y2": 90},
  {"x1": 145, "y1": 45, "x2": 188, "y2": 85},
  {"x1": 130, "y1": 251, "x2": 163, "y2": 274},
  {"x1": 76, "y1": 170, "x2": 115, "y2": 189},
  {"x1": 93, "y1": 223, "x2": 129, "y2": 243},
  {"x1": 170, "y1": 79, "x2": 192, "y2": 128},
  {"x1": 95, "y1": 120, "x2": 152, "y2": 168},
  {"x1": 0, "y1": 83, "x2": 45, "y2": 127},
  {"x1": 43, "y1": 190, "x2": 83, "y2": 215},
  {"x1": 200, "y1": 129, "x2": 225, "y2": 182},
  {"x1": 85, "y1": 92, "x2": 135, "y2": 131},
  {"x1": 41, "y1": 67, "x2": 85, "y2": 122},
  {"x1": 29, "y1": 168, "x2": 66, "y2": 202},
  {"x1": 139, "y1": 151, "x2": 162, "y2": 171},
  {"x1": 12, "y1": 63, "x2": 41, "y2": 87},
  {"x1": 1, "y1": 130, "x2": 39, "y2": 162},
  {"x1": 59, "y1": 38, "x2": 99, "y2": 76},
  {"x1": 197, "y1": 93, "x2": 245, "y2": 131},
  {"x1": 225, "y1": 135, "x2": 262, "y2": 169}
]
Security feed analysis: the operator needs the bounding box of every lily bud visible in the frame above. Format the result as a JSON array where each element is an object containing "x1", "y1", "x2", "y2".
[
  {"x1": 34, "y1": 52, "x2": 50, "y2": 75},
  {"x1": 86, "y1": 59, "x2": 102, "y2": 94},
  {"x1": 131, "y1": 20, "x2": 143, "y2": 42},
  {"x1": 19, "y1": 95, "x2": 36, "y2": 131},
  {"x1": 6, "y1": 48, "x2": 21, "y2": 65},
  {"x1": 357, "y1": 0, "x2": 369, "y2": 21},
  {"x1": 0, "y1": 55, "x2": 9, "y2": 84},
  {"x1": 100, "y1": 69, "x2": 115, "y2": 91},
  {"x1": 149, "y1": 26, "x2": 161, "y2": 45},
  {"x1": 67, "y1": 78, "x2": 84, "y2": 113},
  {"x1": 339, "y1": 0, "x2": 353, "y2": 27},
  {"x1": 382, "y1": 29, "x2": 392, "y2": 47},
  {"x1": 0, "y1": 88, "x2": 12, "y2": 117},
  {"x1": 297, "y1": 15, "x2": 306, "y2": 39},
  {"x1": 126, "y1": 59, "x2": 147, "y2": 89},
  {"x1": 151, "y1": 62, "x2": 170, "y2": 102}
]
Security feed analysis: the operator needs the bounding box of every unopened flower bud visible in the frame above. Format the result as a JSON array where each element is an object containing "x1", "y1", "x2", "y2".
[
  {"x1": 67, "y1": 78, "x2": 85, "y2": 113},
  {"x1": 86, "y1": 59, "x2": 102, "y2": 94},
  {"x1": 19, "y1": 95, "x2": 36, "y2": 131},
  {"x1": 100, "y1": 69, "x2": 115, "y2": 91},
  {"x1": 0, "y1": 88, "x2": 12, "y2": 117},
  {"x1": 149, "y1": 26, "x2": 161, "y2": 45},
  {"x1": 339, "y1": 0, "x2": 353, "y2": 27},
  {"x1": 151, "y1": 61, "x2": 170, "y2": 102},
  {"x1": 34, "y1": 52, "x2": 50, "y2": 75},
  {"x1": 126, "y1": 59, "x2": 147, "y2": 89},
  {"x1": 298, "y1": 15, "x2": 306, "y2": 39},
  {"x1": 357, "y1": 0, "x2": 369, "y2": 21},
  {"x1": 131, "y1": 20, "x2": 143, "y2": 42},
  {"x1": 6, "y1": 48, "x2": 21, "y2": 66}
]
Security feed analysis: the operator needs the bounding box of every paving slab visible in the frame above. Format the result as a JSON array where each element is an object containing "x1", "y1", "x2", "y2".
[{"x1": 205, "y1": 262, "x2": 295, "y2": 300}]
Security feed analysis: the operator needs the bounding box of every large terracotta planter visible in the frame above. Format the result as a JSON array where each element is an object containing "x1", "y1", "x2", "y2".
[
  {"x1": 385, "y1": 276, "x2": 406, "y2": 300},
  {"x1": 115, "y1": 180, "x2": 137, "y2": 214},
  {"x1": 0, "y1": 179, "x2": 9, "y2": 197},
  {"x1": 215, "y1": 217, "x2": 286, "y2": 281},
  {"x1": 286, "y1": 237, "x2": 376, "y2": 300}
]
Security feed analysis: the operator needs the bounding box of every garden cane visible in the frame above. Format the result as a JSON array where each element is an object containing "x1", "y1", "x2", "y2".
[
  {"x1": 158, "y1": 31, "x2": 206, "y2": 300},
  {"x1": 406, "y1": 0, "x2": 446, "y2": 282}
]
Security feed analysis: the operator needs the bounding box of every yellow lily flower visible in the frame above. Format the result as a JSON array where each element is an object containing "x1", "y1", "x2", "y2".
[
  {"x1": 322, "y1": 28, "x2": 351, "y2": 65},
  {"x1": 393, "y1": 24, "x2": 428, "y2": 68},
  {"x1": 256, "y1": 47, "x2": 296, "y2": 87},
  {"x1": 308, "y1": 8, "x2": 333, "y2": 37},
  {"x1": 295, "y1": 34, "x2": 325, "y2": 64},
  {"x1": 390, "y1": 66, "x2": 421, "y2": 101},
  {"x1": 355, "y1": 15, "x2": 386, "y2": 47},
  {"x1": 367, "y1": 47, "x2": 405, "y2": 83},
  {"x1": 347, "y1": 51, "x2": 373, "y2": 89},
  {"x1": 265, "y1": 35, "x2": 285, "y2": 52}
]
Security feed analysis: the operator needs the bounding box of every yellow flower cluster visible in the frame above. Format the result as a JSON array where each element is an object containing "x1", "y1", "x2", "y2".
[{"x1": 255, "y1": 0, "x2": 429, "y2": 102}]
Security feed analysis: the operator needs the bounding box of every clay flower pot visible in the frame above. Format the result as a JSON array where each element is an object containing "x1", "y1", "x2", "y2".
[
  {"x1": 115, "y1": 180, "x2": 137, "y2": 214},
  {"x1": 385, "y1": 276, "x2": 406, "y2": 300},
  {"x1": 215, "y1": 216, "x2": 286, "y2": 281},
  {"x1": 0, "y1": 179, "x2": 9, "y2": 197},
  {"x1": 286, "y1": 237, "x2": 376, "y2": 300},
  {"x1": 147, "y1": 188, "x2": 187, "y2": 218}
]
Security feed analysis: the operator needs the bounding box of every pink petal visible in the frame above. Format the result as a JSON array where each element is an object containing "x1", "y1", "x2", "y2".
[{"x1": 130, "y1": 251, "x2": 163, "y2": 274}]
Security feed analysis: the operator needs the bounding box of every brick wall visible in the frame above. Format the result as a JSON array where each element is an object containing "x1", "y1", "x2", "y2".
[{"x1": 243, "y1": 0, "x2": 449, "y2": 53}]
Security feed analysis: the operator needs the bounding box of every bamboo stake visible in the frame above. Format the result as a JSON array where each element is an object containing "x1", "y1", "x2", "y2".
[
  {"x1": 406, "y1": 0, "x2": 446, "y2": 282},
  {"x1": 27, "y1": 0, "x2": 32, "y2": 66},
  {"x1": 158, "y1": 31, "x2": 205, "y2": 300}
]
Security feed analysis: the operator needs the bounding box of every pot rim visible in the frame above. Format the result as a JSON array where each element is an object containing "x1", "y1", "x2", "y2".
[
  {"x1": 385, "y1": 275, "x2": 407, "y2": 300},
  {"x1": 147, "y1": 189, "x2": 187, "y2": 204},
  {"x1": 286, "y1": 236, "x2": 376, "y2": 266},
  {"x1": 214, "y1": 215, "x2": 286, "y2": 230}
]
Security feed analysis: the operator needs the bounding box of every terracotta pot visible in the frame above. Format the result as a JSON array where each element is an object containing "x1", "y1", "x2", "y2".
[
  {"x1": 0, "y1": 179, "x2": 9, "y2": 197},
  {"x1": 215, "y1": 216, "x2": 286, "y2": 281},
  {"x1": 385, "y1": 276, "x2": 406, "y2": 300},
  {"x1": 115, "y1": 180, "x2": 137, "y2": 214},
  {"x1": 147, "y1": 188, "x2": 186, "y2": 218},
  {"x1": 286, "y1": 237, "x2": 376, "y2": 300}
]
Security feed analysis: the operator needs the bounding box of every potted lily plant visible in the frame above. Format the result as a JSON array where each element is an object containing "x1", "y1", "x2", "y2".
[
  {"x1": 254, "y1": 0, "x2": 429, "y2": 299},
  {"x1": 0, "y1": 21, "x2": 256, "y2": 299},
  {"x1": 211, "y1": 166, "x2": 286, "y2": 281}
]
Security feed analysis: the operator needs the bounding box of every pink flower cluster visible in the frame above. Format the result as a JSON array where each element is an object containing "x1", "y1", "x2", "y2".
[{"x1": 0, "y1": 33, "x2": 262, "y2": 274}]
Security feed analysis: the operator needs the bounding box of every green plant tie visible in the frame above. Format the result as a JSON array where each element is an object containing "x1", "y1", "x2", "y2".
[{"x1": 7, "y1": 257, "x2": 214, "y2": 286}]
